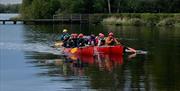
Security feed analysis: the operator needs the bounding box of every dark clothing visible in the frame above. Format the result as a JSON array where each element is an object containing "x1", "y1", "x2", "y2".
[
  {"x1": 100, "y1": 40, "x2": 105, "y2": 46},
  {"x1": 77, "y1": 38, "x2": 86, "y2": 47},
  {"x1": 59, "y1": 33, "x2": 70, "y2": 41},
  {"x1": 59, "y1": 33, "x2": 70, "y2": 48},
  {"x1": 108, "y1": 40, "x2": 115, "y2": 45},
  {"x1": 68, "y1": 38, "x2": 78, "y2": 48},
  {"x1": 88, "y1": 35, "x2": 96, "y2": 46},
  {"x1": 97, "y1": 37, "x2": 105, "y2": 46},
  {"x1": 72, "y1": 38, "x2": 78, "y2": 47}
]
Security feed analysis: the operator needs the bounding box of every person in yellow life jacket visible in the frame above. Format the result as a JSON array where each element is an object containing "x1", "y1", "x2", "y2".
[{"x1": 105, "y1": 32, "x2": 120, "y2": 46}]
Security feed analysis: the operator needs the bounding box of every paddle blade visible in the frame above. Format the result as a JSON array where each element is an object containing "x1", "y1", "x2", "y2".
[
  {"x1": 54, "y1": 41, "x2": 63, "y2": 47},
  {"x1": 70, "y1": 55, "x2": 78, "y2": 60},
  {"x1": 70, "y1": 48, "x2": 78, "y2": 53}
]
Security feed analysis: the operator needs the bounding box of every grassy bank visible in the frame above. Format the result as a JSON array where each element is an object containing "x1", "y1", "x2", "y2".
[{"x1": 90, "y1": 13, "x2": 180, "y2": 26}]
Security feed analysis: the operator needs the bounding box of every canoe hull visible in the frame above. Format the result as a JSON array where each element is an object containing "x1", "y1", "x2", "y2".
[{"x1": 63, "y1": 45, "x2": 124, "y2": 55}]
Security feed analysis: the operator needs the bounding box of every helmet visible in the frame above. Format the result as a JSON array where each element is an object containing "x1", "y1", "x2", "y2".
[
  {"x1": 108, "y1": 32, "x2": 114, "y2": 36},
  {"x1": 71, "y1": 33, "x2": 74, "y2": 36},
  {"x1": 78, "y1": 33, "x2": 84, "y2": 38},
  {"x1": 71, "y1": 33, "x2": 75, "y2": 38},
  {"x1": 74, "y1": 33, "x2": 78, "y2": 38},
  {"x1": 63, "y1": 29, "x2": 67, "y2": 32},
  {"x1": 99, "y1": 33, "x2": 104, "y2": 38}
]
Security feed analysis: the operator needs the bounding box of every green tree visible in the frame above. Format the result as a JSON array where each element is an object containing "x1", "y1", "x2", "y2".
[{"x1": 20, "y1": 0, "x2": 180, "y2": 19}]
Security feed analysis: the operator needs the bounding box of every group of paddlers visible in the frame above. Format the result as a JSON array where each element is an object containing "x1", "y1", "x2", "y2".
[{"x1": 58, "y1": 29, "x2": 121, "y2": 48}]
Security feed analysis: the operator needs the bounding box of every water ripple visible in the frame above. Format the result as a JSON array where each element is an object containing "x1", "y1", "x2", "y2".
[{"x1": 0, "y1": 42, "x2": 62, "y2": 55}]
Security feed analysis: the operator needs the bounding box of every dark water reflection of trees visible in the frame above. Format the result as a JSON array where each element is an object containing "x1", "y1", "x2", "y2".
[{"x1": 24, "y1": 24, "x2": 180, "y2": 90}]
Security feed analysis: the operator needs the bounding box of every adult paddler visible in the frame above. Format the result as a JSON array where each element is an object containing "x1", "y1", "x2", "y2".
[
  {"x1": 55, "y1": 29, "x2": 70, "y2": 47},
  {"x1": 105, "y1": 32, "x2": 120, "y2": 46},
  {"x1": 105, "y1": 32, "x2": 136, "y2": 53}
]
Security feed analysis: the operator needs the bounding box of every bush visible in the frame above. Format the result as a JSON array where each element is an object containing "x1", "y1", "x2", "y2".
[
  {"x1": 116, "y1": 18, "x2": 129, "y2": 25},
  {"x1": 100, "y1": 13, "x2": 180, "y2": 26},
  {"x1": 102, "y1": 17, "x2": 117, "y2": 25},
  {"x1": 157, "y1": 18, "x2": 176, "y2": 26},
  {"x1": 102, "y1": 17, "x2": 146, "y2": 26},
  {"x1": 141, "y1": 13, "x2": 160, "y2": 26},
  {"x1": 128, "y1": 18, "x2": 146, "y2": 26}
]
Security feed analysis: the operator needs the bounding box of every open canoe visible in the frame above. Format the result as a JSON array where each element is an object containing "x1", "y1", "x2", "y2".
[{"x1": 63, "y1": 45, "x2": 124, "y2": 55}]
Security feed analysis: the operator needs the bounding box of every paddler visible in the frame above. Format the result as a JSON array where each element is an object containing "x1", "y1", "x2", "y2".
[
  {"x1": 88, "y1": 34, "x2": 96, "y2": 46},
  {"x1": 66, "y1": 33, "x2": 78, "y2": 48},
  {"x1": 105, "y1": 32, "x2": 120, "y2": 46},
  {"x1": 97, "y1": 33, "x2": 105, "y2": 46},
  {"x1": 105, "y1": 32, "x2": 136, "y2": 53},
  {"x1": 59, "y1": 29, "x2": 70, "y2": 47},
  {"x1": 77, "y1": 33, "x2": 86, "y2": 47}
]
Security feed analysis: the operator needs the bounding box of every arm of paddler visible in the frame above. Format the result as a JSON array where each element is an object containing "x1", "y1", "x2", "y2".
[
  {"x1": 114, "y1": 38, "x2": 122, "y2": 45},
  {"x1": 105, "y1": 37, "x2": 112, "y2": 45}
]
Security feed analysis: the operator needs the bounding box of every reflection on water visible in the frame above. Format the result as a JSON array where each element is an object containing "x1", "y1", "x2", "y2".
[{"x1": 26, "y1": 51, "x2": 138, "y2": 89}]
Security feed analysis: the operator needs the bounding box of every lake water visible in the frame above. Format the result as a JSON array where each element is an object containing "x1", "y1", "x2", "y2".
[{"x1": 0, "y1": 14, "x2": 180, "y2": 91}]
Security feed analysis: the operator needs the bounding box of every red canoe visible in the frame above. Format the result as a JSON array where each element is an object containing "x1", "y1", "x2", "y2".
[{"x1": 63, "y1": 45, "x2": 124, "y2": 55}]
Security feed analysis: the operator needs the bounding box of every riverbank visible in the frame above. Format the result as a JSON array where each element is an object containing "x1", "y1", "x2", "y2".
[
  {"x1": 91, "y1": 13, "x2": 180, "y2": 26},
  {"x1": 7, "y1": 13, "x2": 180, "y2": 27}
]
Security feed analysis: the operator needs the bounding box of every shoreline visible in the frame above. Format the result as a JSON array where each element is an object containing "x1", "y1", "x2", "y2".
[{"x1": 89, "y1": 13, "x2": 180, "y2": 26}]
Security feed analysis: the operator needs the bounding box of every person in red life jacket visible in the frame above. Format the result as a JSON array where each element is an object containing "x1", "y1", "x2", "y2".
[
  {"x1": 105, "y1": 32, "x2": 120, "y2": 46},
  {"x1": 97, "y1": 33, "x2": 105, "y2": 46},
  {"x1": 77, "y1": 33, "x2": 86, "y2": 47}
]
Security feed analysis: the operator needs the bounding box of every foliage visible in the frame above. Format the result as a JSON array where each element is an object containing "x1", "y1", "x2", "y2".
[
  {"x1": 128, "y1": 18, "x2": 146, "y2": 26},
  {"x1": 102, "y1": 17, "x2": 117, "y2": 25},
  {"x1": 141, "y1": 13, "x2": 160, "y2": 26},
  {"x1": 20, "y1": 0, "x2": 61, "y2": 19},
  {"x1": 20, "y1": 0, "x2": 180, "y2": 19},
  {"x1": 101, "y1": 13, "x2": 180, "y2": 26},
  {"x1": 0, "y1": 4, "x2": 20, "y2": 13},
  {"x1": 157, "y1": 18, "x2": 177, "y2": 26}
]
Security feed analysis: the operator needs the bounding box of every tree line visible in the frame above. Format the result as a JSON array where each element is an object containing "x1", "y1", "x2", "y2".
[
  {"x1": 20, "y1": 0, "x2": 180, "y2": 19},
  {"x1": 0, "y1": 4, "x2": 20, "y2": 13}
]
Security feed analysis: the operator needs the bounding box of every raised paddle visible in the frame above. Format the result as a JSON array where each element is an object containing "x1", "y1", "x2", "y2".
[{"x1": 115, "y1": 38, "x2": 137, "y2": 53}]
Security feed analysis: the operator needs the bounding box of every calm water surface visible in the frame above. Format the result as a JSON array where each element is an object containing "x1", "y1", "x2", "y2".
[{"x1": 0, "y1": 14, "x2": 180, "y2": 91}]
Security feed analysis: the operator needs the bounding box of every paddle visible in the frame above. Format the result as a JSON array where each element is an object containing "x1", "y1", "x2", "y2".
[
  {"x1": 115, "y1": 38, "x2": 137, "y2": 53},
  {"x1": 70, "y1": 47, "x2": 78, "y2": 53},
  {"x1": 124, "y1": 47, "x2": 137, "y2": 53},
  {"x1": 53, "y1": 41, "x2": 63, "y2": 48},
  {"x1": 122, "y1": 45, "x2": 147, "y2": 54}
]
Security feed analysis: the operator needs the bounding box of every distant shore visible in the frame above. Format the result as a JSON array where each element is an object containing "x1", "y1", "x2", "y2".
[
  {"x1": 97, "y1": 13, "x2": 180, "y2": 27},
  {"x1": 6, "y1": 13, "x2": 180, "y2": 27}
]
